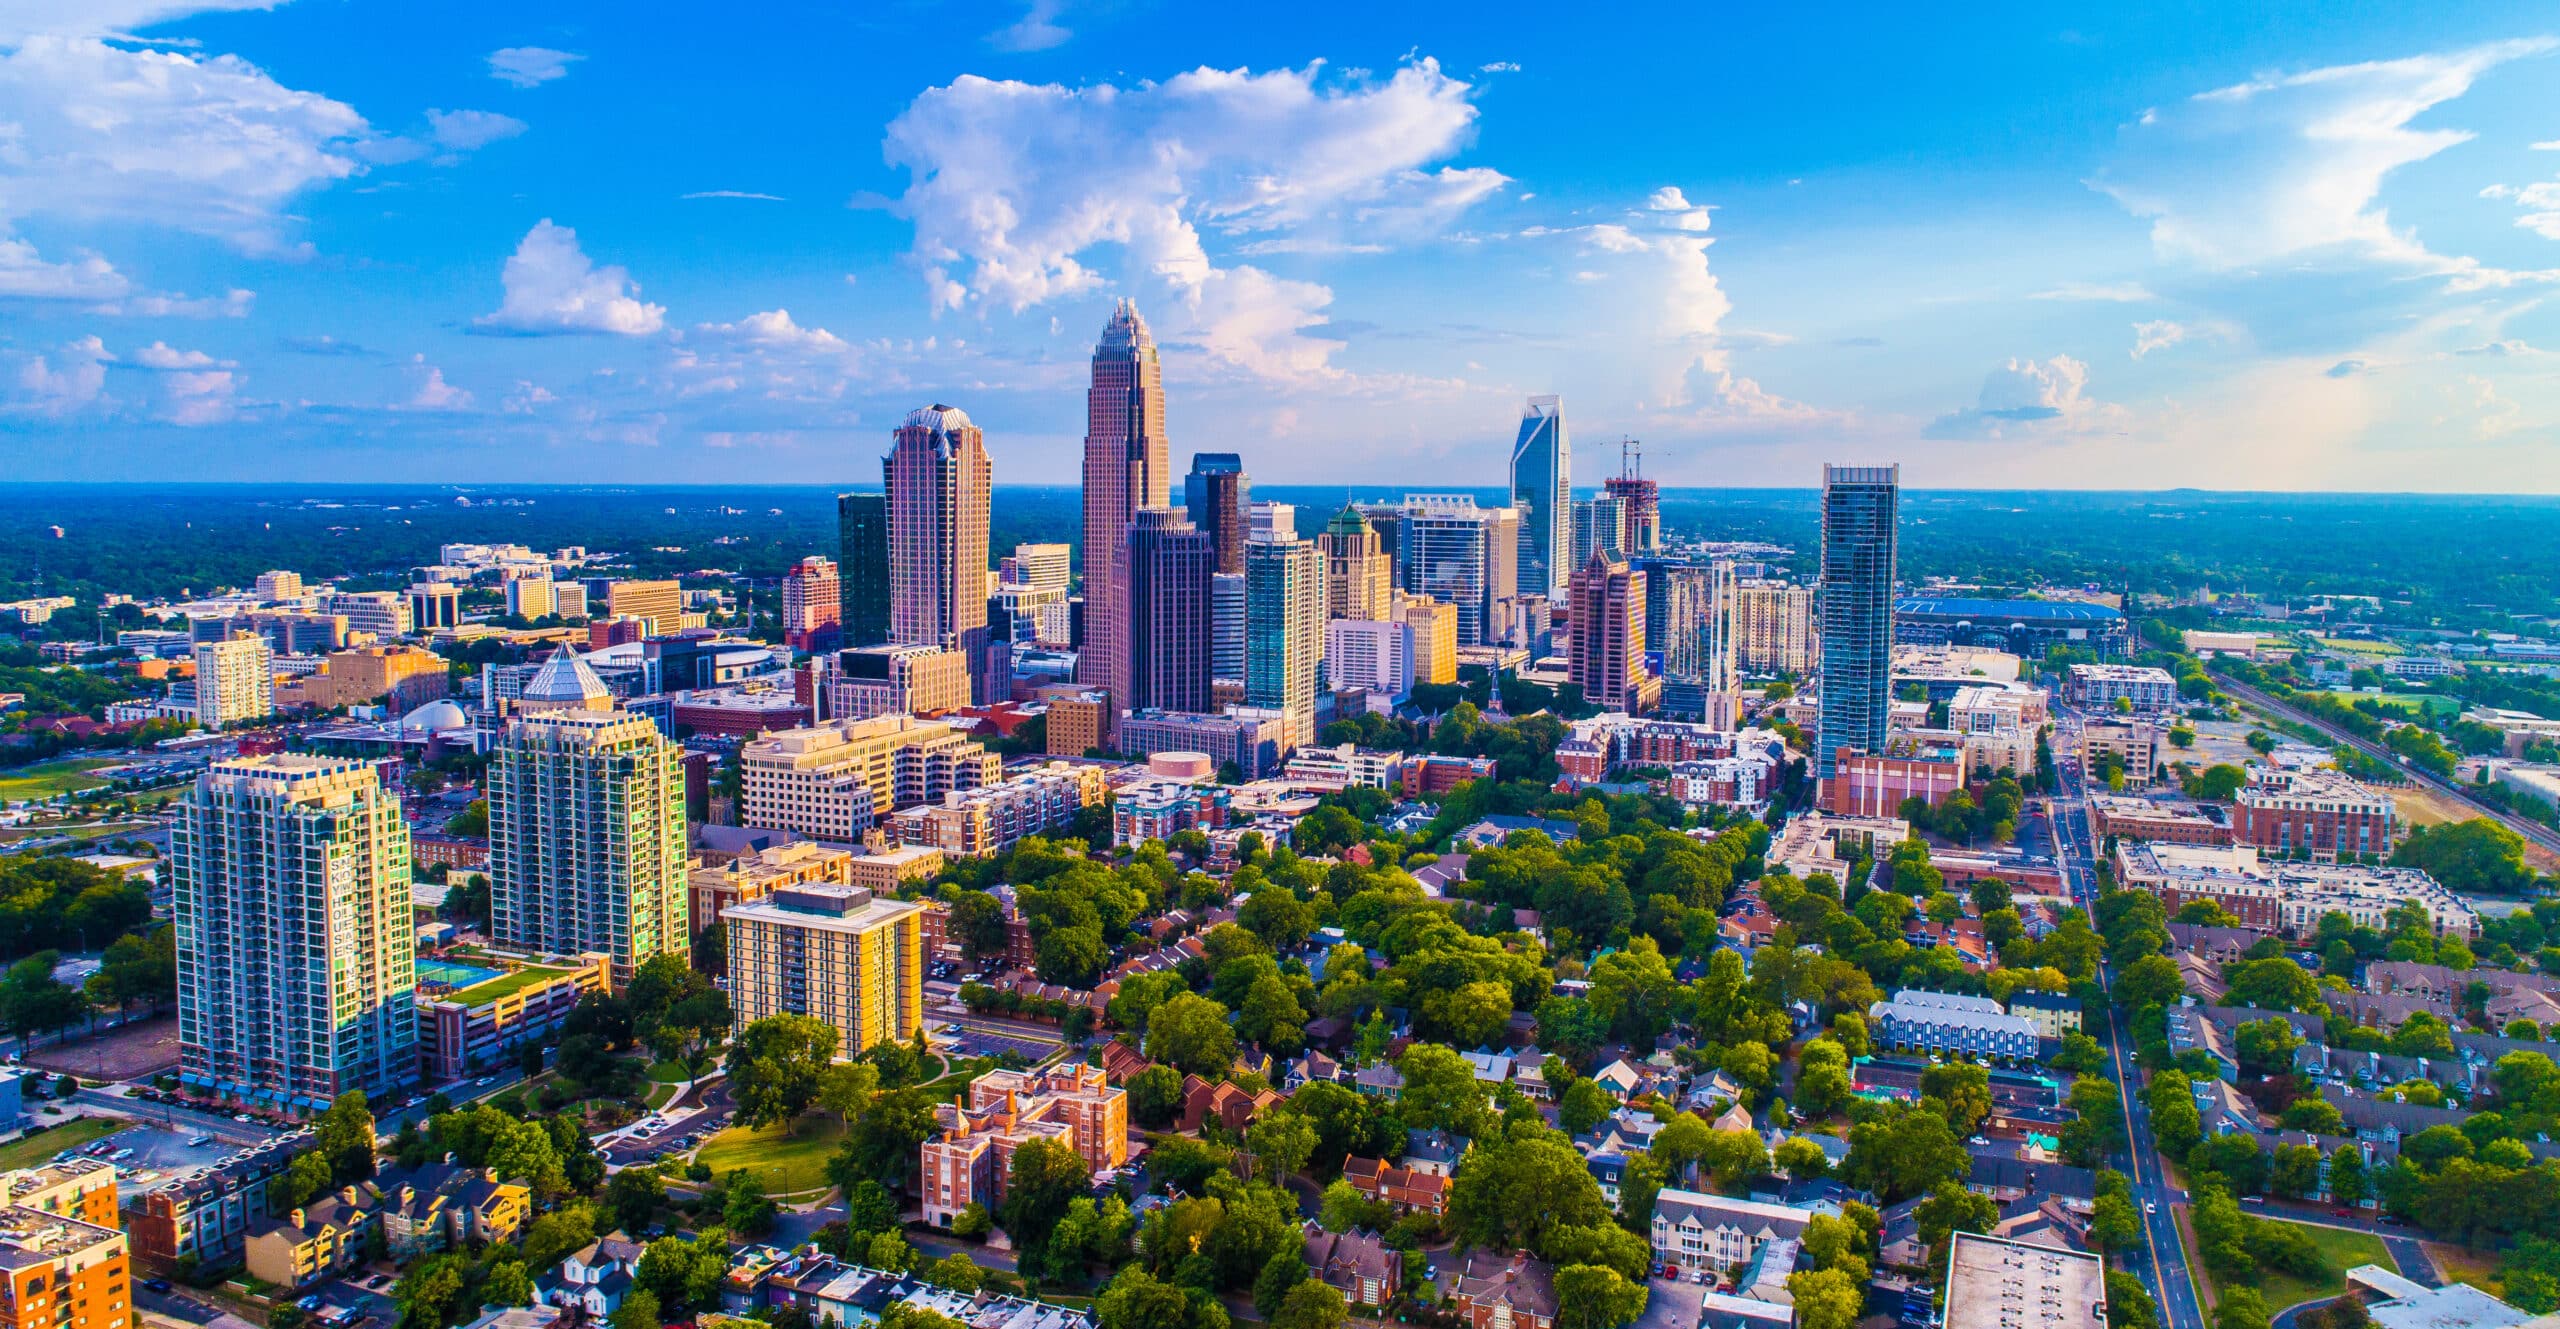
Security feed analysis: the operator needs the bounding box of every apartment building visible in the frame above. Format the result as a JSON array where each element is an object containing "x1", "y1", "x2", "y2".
[
  {"x1": 173, "y1": 756, "x2": 416, "y2": 1113},
  {"x1": 604, "y1": 580, "x2": 682, "y2": 635},
  {"x1": 2232, "y1": 767, "x2": 2396, "y2": 861},
  {"x1": 2066, "y1": 663, "x2": 2179, "y2": 713},
  {"x1": 887, "y1": 763, "x2": 1107, "y2": 858},
  {"x1": 725, "y1": 885, "x2": 925, "y2": 1059},
  {"x1": 918, "y1": 1065, "x2": 1127, "y2": 1226},
  {"x1": 273, "y1": 645, "x2": 450, "y2": 714},
  {"x1": 128, "y1": 1130, "x2": 313, "y2": 1266},
  {"x1": 740, "y1": 716, "x2": 999, "y2": 842},
  {"x1": 486, "y1": 708, "x2": 689, "y2": 981},
  {"x1": 190, "y1": 635, "x2": 274, "y2": 730},
  {"x1": 1649, "y1": 1190, "x2": 1815, "y2": 1274},
  {"x1": 0, "y1": 1203, "x2": 131, "y2": 1329},
  {"x1": 1734, "y1": 583, "x2": 1816, "y2": 675}
]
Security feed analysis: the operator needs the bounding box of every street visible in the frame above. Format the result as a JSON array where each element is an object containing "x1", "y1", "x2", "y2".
[{"x1": 2049, "y1": 710, "x2": 2208, "y2": 1329}]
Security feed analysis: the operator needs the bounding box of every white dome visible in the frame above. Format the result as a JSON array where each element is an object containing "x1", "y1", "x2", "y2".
[{"x1": 402, "y1": 699, "x2": 470, "y2": 734}]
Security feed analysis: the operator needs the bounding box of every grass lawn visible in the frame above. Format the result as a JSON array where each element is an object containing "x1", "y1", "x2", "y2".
[
  {"x1": 922, "y1": 1056, "x2": 994, "y2": 1094},
  {"x1": 646, "y1": 1058, "x2": 693, "y2": 1084},
  {"x1": 2423, "y1": 1243, "x2": 2503, "y2": 1297},
  {"x1": 2211, "y1": 1220, "x2": 2392, "y2": 1313},
  {"x1": 2304, "y1": 691, "x2": 2460, "y2": 720},
  {"x1": 695, "y1": 1115, "x2": 848, "y2": 1195},
  {"x1": 0, "y1": 758, "x2": 120, "y2": 803},
  {"x1": 0, "y1": 1117, "x2": 123, "y2": 1170},
  {"x1": 446, "y1": 966, "x2": 572, "y2": 1005},
  {"x1": 2310, "y1": 637, "x2": 2404, "y2": 657},
  {"x1": 644, "y1": 1083, "x2": 680, "y2": 1110}
]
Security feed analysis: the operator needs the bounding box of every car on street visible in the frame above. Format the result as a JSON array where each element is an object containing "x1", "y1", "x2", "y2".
[
  {"x1": 142, "y1": 1280, "x2": 171, "y2": 1294},
  {"x1": 2144, "y1": 1200, "x2": 2158, "y2": 1215},
  {"x1": 187, "y1": 1134, "x2": 213, "y2": 1147}
]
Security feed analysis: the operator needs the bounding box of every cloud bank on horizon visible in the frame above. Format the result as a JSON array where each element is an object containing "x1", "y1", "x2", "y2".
[{"x1": 0, "y1": 1, "x2": 2555, "y2": 490}]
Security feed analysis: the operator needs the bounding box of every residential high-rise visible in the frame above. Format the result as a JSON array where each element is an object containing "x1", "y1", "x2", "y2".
[
  {"x1": 191, "y1": 634, "x2": 273, "y2": 730},
  {"x1": 1569, "y1": 550, "x2": 1659, "y2": 715},
  {"x1": 1656, "y1": 560, "x2": 1738, "y2": 726},
  {"x1": 1245, "y1": 533, "x2": 1325, "y2": 740},
  {"x1": 1249, "y1": 501, "x2": 1296, "y2": 543},
  {"x1": 0, "y1": 1201, "x2": 130, "y2": 1329},
  {"x1": 782, "y1": 556, "x2": 842, "y2": 653},
  {"x1": 488, "y1": 704, "x2": 689, "y2": 980},
  {"x1": 1319, "y1": 506, "x2": 1393, "y2": 622},
  {"x1": 1571, "y1": 495, "x2": 1628, "y2": 570},
  {"x1": 724, "y1": 885, "x2": 924, "y2": 1058},
  {"x1": 836, "y1": 493, "x2": 892, "y2": 648},
  {"x1": 1397, "y1": 495, "x2": 1519, "y2": 647},
  {"x1": 1122, "y1": 508, "x2": 1213, "y2": 716},
  {"x1": 1819, "y1": 464, "x2": 1900, "y2": 779},
  {"x1": 1001, "y1": 543, "x2": 1072, "y2": 596},
  {"x1": 1183, "y1": 453, "x2": 1251, "y2": 575},
  {"x1": 1404, "y1": 597, "x2": 1458, "y2": 686},
  {"x1": 1079, "y1": 301, "x2": 1173, "y2": 719},
  {"x1": 174, "y1": 754, "x2": 417, "y2": 1112},
  {"x1": 1735, "y1": 582, "x2": 1817, "y2": 675},
  {"x1": 883, "y1": 405, "x2": 992, "y2": 680},
  {"x1": 1325, "y1": 619, "x2": 1414, "y2": 700},
  {"x1": 1510, "y1": 395, "x2": 1571, "y2": 600},
  {"x1": 1210, "y1": 572, "x2": 1247, "y2": 685}
]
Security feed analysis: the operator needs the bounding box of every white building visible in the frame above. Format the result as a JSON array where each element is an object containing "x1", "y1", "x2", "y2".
[
  {"x1": 1324, "y1": 619, "x2": 1414, "y2": 700},
  {"x1": 2065, "y1": 663, "x2": 2178, "y2": 713},
  {"x1": 191, "y1": 635, "x2": 274, "y2": 730}
]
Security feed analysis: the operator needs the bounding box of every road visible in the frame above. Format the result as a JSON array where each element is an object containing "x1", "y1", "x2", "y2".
[
  {"x1": 2210, "y1": 669, "x2": 2560, "y2": 860},
  {"x1": 2049, "y1": 710, "x2": 2208, "y2": 1329}
]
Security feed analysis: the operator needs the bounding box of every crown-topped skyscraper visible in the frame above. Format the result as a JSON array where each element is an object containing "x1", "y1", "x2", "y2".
[{"x1": 1078, "y1": 300, "x2": 1173, "y2": 735}]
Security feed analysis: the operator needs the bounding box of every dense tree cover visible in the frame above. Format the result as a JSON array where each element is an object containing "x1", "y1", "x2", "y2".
[
  {"x1": 0, "y1": 857, "x2": 151, "y2": 960},
  {"x1": 2396, "y1": 819, "x2": 2537, "y2": 897}
]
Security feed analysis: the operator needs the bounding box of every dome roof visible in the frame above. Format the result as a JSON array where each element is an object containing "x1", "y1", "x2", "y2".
[
  {"x1": 401, "y1": 699, "x2": 470, "y2": 734},
  {"x1": 902, "y1": 403, "x2": 972, "y2": 432}
]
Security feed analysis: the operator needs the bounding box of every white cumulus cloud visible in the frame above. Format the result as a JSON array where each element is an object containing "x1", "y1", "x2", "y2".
[
  {"x1": 0, "y1": 237, "x2": 130, "y2": 300},
  {"x1": 2132, "y1": 320, "x2": 2190, "y2": 358},
  {"x1": 427, "y1": 109, "x2": 529, "y2": 152},
  {"x1": 2093, "y1": 38, "x2": 2558, "y2": 285},
  {"x1": 989, "y1": 0, "x2": 1070, "y2": 52},
  {"x1": 404, "y1": 358, "x2": 473, "y2": 411},
  {"x1": 881, "y1": 57, "x2": 1504, "y2": 380},
  {"x1": 487, "y1": 47, "x2": 582, "y2": 89},
  {"x1": 1927, "y1": 355, "x2": 2124, "y2": 439},
  {"x1": 9, "y1": 335, "x2": 113, "y2": 415},
  {"x1": 475, "y1": 219, "x2": 666, "y2": 336}
]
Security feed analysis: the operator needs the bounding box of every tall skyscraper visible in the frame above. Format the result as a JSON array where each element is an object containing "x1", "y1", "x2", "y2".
[
  {"x1": 1183, "y1": 453, "x2": 1251, "y2": 575},
  {"x1": 1604, "y1": 437, "x2": 1662, "y2": 553},
  {"x1": 1245, "y1": 532, "x2": 1325, "y2": 740},
  {"x1": 782, "y1": 556, "x2": 842, "y2": 653},
  {"x1": 1819, "y1": 464, "x2": 1900, "y2": 779},
  {"x1": 174, "y1": 754, "x2": 417, "y2": 1112},
  {"x1": 1568, "y1": 549, "x2": 1660, "y2": 715},
  {"x1": 488, "y1": 700, "x2": 690, "y2": 981},
  {"x1": 1122, "y1": 508, "x2": 1213, "y2": 716},
  {"x1": 191, "y1": 634, "x2": 273, "y2": 730},
  {"x1": 884, "y1": 405, "x2": 993, "y2": 684},
  {"x1": 1510, "y1": 395, "x2": 1571, "y2": 599},
  {"x1": 1397, "y1": 495, "x2": 1519, "y2": 647},
  {"x1": 725, "y1": 885, "x2": 925, "y2": 1058},
  {"x1": 1210, "y1": 572, "x2": 1247, "y2": 685},
  {"x1": 1319, "y1": 506, "x2": 1393, "y2": 622},
  {"x1": 1079, "y1": 302, "x2": 1173, "y2": 717},
  {"x1": 1571, "y1": 495, "x2": 1628, "y2": 570},
  {"x1": 1735, "y1": 582, "x2": 1817, "y2": 675},
  {"x1": 836, "y1": 492, "x2": 892, "y2": 647}
]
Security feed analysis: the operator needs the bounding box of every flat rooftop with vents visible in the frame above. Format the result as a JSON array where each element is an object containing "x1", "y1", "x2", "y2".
[{"x1": 1943, "y1": 1231, "x2": 2105, "y2": 1329}]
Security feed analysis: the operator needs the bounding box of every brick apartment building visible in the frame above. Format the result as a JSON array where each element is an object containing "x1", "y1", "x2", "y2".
[{"x1": 917, "y1": 1065, "x2": 1127, "y2": 1227}]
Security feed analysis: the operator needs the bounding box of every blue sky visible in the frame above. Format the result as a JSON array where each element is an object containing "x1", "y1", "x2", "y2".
[{"x1": 2, "y1": 1, "x2": 2557, "y2": 489}]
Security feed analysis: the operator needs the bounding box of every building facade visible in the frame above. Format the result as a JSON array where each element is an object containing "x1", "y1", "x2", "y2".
[
  {"x1": 192, "y1": 634, "x2": 274, "y2": 730},
  {"x1": 740, "y1": 715, "x2": 998, "y2": 842},
  {"x1": 2231, "y1": 768, "x2": 2397, "y2": 861},
  {"x1": 1245, "y1": 534, "x2": 1325, "y2": 739},
  {"x1": 487, "y1": 709, "x2": 689, "y2": 980},
  {"x1": 1397, "y1": 496, "x2": 1520, "y2": 648},
  {"x1": 782, "y1": 556, "x2": 843, "y2": 653},
  {"x1": 1122, "y1": 509, "x2": 1215, "y2": 717},
  {"x1": 1818, "y1": 464, "x2": 1899, "y2": 779},
  {"x1": 174, "y1": 756, "x2": 417, "y2": 1113},
  {"x1": 1325, "y1": 619, "x2": 1414, "y2": 700},
  {"x1": 1079, "y1": 302, "x2": 1174, "y2": 718},
  {"x1": 1509, "y1": 395, "x2": 1571, "y2": 600},
  {"x1": 835, "y1": 493, "x2": 892, "y2": 649},
  {"x1": 1319, "y1": 507, "x2": 1394, "y2": 623},
  {"x1": 1567, "y1": 551, "x2": 1659, "y2": 715},
  {"x1": 725, "y1": 885, "x2": 925, "y2": 1058},
  {"x1": 1404, "y1": 597, "x2": 1458, "y2": 686},
  {"x1": 1183, "y1": 453, "x2": 1250, "y2": 576},
  {"x1": 883, "y1": 405, "x2": 992, "y2": 681}
]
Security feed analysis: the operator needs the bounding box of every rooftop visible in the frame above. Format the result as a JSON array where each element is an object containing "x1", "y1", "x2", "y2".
[
  {"x1": 1942, "y1": 1231, "x2": 2106, "y2": 1329},
  {"x1": 1896, "y1": 598, "x2": 2124, "y2": 624}
]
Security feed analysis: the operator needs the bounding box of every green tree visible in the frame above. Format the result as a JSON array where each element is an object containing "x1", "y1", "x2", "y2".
[
  {"x1": 1270, "y1": 1280, "x2": 1347, "y2": 1329},
  {"x1": 1915, "y1": 1185, "x2": 2000, "y2": 1264},
  {"x1": 726, "y1": 1013, "x2": 839, "y2": 1128},
  {"x1": 1789, "y1": 1268, "x2": 1867, "y2": 1329},
  {"x1": 608, "y1": 1291, "x2": 660, "y2": 1329},
  {"x1": 1144, "y1": 994, "x2": 1238, "y2": 1078},
  {"x1": 1553, "y1": 1264, "x2": 1649, "y2": 1329},
  {"x1": 1003, "y1": 1136, "x2": 1094, "y2": 1255}
]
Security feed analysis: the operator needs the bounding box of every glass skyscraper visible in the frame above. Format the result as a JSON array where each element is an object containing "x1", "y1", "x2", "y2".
[
  {"x1": 1183, "y1": 452, "x2": 1250, "y2": 575},
  {"x1": 1818, "y1": 464, "x2": 1900, "y2": 779},
  {"x1": 835, "y1": 492, "x2": 891, "y2": 648},
  {"x1": 1509, "y1": 395, "x2": 1570, "y2": 600}
]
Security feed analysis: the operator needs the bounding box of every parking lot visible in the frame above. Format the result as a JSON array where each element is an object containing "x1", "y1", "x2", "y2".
[{"x1": 62, "y1": 1122, "x2": 251, "y2": 1199}]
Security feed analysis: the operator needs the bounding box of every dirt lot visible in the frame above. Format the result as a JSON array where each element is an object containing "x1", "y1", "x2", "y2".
[
  {"x1": 2392, "y1": 784, "x2": 2560, "y2": 874},
  {"x1": 21, "y1": 1016, "x2": 179, "y2": 1081}
]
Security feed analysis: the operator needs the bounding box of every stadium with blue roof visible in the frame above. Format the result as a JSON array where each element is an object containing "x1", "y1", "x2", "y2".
[{"x1": 1893, "y1": 597, "x2": 2128, "y2": 658}]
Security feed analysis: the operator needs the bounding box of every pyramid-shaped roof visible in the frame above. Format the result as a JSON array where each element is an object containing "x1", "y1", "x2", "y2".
[{"x1": 520, "y1": 643, "x2": 608, "y2": 707}]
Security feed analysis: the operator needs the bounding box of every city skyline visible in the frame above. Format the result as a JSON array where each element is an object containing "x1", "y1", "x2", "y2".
[{"x1": 0, "y1": 3, "x2": 2555, "y2": 490}]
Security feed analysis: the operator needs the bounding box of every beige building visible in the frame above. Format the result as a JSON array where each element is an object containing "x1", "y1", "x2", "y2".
[
  {"x1": 1044, "y1": 690, "x2": 1109, "y2": 757},
  {"x1": 1320, "y1": 506, "x2": 1394, "y2": 622},
  {"x1": 487, "y1": 703, "x2": 689, "y2": 980},
  {"x1": 191, "y1": 634, "x2": 274, "y2": 730},
  {"x1": 741, "y1": 715, "x2": 999, "y2": 842},
  {"x1": 687, "y1": 841, "x2": 859, "y2": 935},
  {"x1": 1403, "y1": 596, "x2": 1458, "y2": 686},
  {"x1": 888, "y1": 762, "x2": 1108, "y2": 857},
  {"x1": 604, "y1": 579, "x2": 682, "y2": 635},
  {"x1": 1943, "y1": 1233, "x2": 2104, "y2": 1329},
  {"x1": 829, "y1": 643, "x2": 972, "y2": 720},
  {"x1": 275, "y1": 645, "x2": 450, "y2": 714},
  {"x1": 725, "y1": 884, "x2": 925, "y2": 1058},
  {"x1": 2081, "y1": 718, "x2": 2164, "y2": 786},
  {"x1": 1734, "y1": 583, "x2": 1816, "y2": 676}
]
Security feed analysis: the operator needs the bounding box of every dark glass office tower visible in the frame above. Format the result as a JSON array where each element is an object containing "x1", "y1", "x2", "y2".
[
  {"x1": 1184, "y1": 452, "x2": 1251, "y2": 575},
  {"x1": 835, "y1": 491, "x2": 891, "y2": 648},
  {"x1": 1817, "y1": 464, "x2": 1899, "y2": 779}
]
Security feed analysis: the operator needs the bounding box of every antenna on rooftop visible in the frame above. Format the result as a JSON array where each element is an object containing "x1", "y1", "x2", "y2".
[{"x1": 1621, "y1": 437, "x2": 1643, "y2": 481}]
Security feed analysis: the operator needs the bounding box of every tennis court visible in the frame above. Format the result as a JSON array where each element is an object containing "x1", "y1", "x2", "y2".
[{"x1": 417, "y1": 959, "x2": 506, "y2": 991}]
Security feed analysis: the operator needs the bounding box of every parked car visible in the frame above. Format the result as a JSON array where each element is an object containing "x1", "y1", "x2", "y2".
[
  {"x1": 142, "y1": 1279, "x2": 172, "y2": 1294},
  {"x1": 188, "y1": 1135, "x2": 213, "y2": 1147}
]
